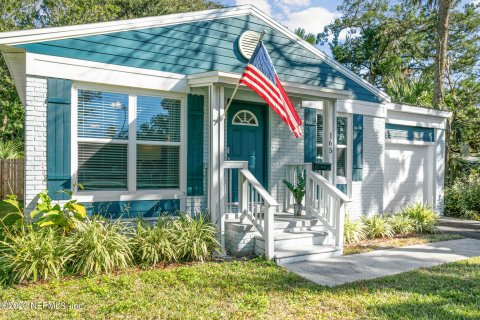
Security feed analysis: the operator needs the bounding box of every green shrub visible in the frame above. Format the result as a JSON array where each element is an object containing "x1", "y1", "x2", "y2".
[
  {"x1": 343, "y1": 214, "x2": 365, "y2": 244},
  {"x1": 0, "y1": 226, "x2": 65, "y2": 284},
  {"x1": 30, "y1": 190, "x2": 87, "y2": 234},
  {"x1": 445, "y1": 172, "x2": 480, "y2": 220},
  {"x1": 132, "y1": 218, "x2": 177, "y2": 267},
  {"x1": 361, "y1": 215, "x2": 394, "y2": 239},
  {"x1": 64, "y1": 218, "x2": 133, "y2": 276},
  {"x1": 171, "y1": 212, "x2": 220, "y2": 262},
  {"x1": 0, "y1": 195, "x2": 25, "y2": 242},
  {"x1": 389, "y1": 214, "x2": 415, "y2": 235},
  {"x1": 401, "y1": 203, "x2": 438, "y2": 233}
]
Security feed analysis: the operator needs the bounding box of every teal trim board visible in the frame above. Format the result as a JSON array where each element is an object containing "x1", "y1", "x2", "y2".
[
  {"x1": 386, "y1": 124, "x2": 435, "y2": 142},
  {"x1": 82, "y1": 199, "x2": 180, "y2": 219},
  {"x1": 17, "y1": 15, "x2": 381, "y2": 103}
]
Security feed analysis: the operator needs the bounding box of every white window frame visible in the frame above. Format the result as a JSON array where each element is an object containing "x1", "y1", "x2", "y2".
[
  {"x1": 71, "y1": 82, "x2": 187, "y2": 203},
  {"x1": 315, "y1": 109, "x2": 352, "y2": 196}
]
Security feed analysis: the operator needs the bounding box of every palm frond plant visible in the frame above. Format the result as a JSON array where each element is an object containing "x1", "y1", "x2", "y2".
[
  {"x1": 283, "y1": 168, "x2": 306, "y2": 216},
  {"x1": 0, "y1": 140, "x2": 23, "y2": 159}
]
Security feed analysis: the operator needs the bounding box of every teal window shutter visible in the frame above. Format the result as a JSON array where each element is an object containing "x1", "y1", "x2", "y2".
[
  {"x1": 352, "y1": 114, "x2": 363, "y2": 181},
  {"x1": 304, "y1": 108, "x2": 316, "y2": 163},
  {"x1": 47, "y1": 78, "x2": 72, "y2": 200},
  {"x1": 187, "y1": 94, "x2": 204, "y2": 196}
]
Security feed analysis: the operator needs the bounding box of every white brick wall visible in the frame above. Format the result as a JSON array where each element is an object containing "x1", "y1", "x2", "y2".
[
  {"x1": 347, "y1": 115, "x2": 385, "y2": 218},
  {"x1": 24, "y1": 76, "x2": 48, "y2": 213},
  {"x1": 268, "y1": 105, "x2": 305, "y2": 212}
]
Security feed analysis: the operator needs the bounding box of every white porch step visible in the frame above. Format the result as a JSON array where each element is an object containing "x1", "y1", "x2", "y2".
[
  {"x1": 255, "y1": 230, "x2": 329, "y2": 250},
  {"x1": 274, "y1": 245, "x2": 342, "y2": 265}
]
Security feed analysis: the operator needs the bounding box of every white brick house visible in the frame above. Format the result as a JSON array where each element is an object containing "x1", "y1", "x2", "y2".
[{"x1": 0, "y1": 5, "x2": 450, "y2": 262}]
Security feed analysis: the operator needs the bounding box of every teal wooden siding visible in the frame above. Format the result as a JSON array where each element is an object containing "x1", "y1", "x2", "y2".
[
  {"x1": 304, "y1": 108, "x2": 317, "y2": 163},
  {"x1": 187, "y1": 94, "x2": 204, "y2": 196},
  {"x1": 47, "y1": 78, "x2": 72, "y2": 200},
  {"x1": 385, "y1": 124, "x2": 435, "y2": 142},
  {"x1": 17, "y1": 15, "x2": 381, "y2": 103},
  {"x1": 352, "y1": 114, "x2": 363, "y2": 181}
]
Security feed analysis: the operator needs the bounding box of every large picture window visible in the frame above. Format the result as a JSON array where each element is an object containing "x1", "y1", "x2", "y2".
[{"x1": 76, "y1": 89, "x2": 182, "y2": 191}]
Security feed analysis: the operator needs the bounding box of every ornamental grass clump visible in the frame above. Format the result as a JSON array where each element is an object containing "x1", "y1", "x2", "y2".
[
  {"x1": 132, "y1": 218, "x2": 177, "y2": 267},
  {"x1": 361, "y1": 214, "x2": 394, "y2": 239},
  {"x1": 63, "y1": 217, "x2": 133, "y2": 276},
  {"x1": 389, "y1": 214, "x2": 415, "y2": 235},
  {"x1": 401, "y1": 203, "x2": 438, "y2": 233},
  {"x1": 171, "y1": 212, "x2": 220, "y2": 262},
  {"x1": 343, "y1": 214, "x2": 365, "y2": 244},
  {"x1": 0, "y1": 225, "x2": 66, "y2": 284}
]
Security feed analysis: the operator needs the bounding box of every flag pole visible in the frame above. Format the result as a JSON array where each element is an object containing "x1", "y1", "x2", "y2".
[{"x1": 219, "y1": 30, "x2": 266, "y2": 122}]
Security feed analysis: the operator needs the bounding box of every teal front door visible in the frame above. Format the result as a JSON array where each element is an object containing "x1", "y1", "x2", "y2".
[{"x1": 227, "y1": 102, "x2": 267, "y2": 202}]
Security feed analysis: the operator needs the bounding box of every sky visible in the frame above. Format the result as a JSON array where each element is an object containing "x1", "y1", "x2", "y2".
[{"x1": 222, "y1": 0, "x2": 343, "y2": 37}]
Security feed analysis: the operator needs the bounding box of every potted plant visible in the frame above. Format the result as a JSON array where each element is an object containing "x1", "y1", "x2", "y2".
[{"x1": 283, "y1": 168, "x2": 306, "y2": 216}]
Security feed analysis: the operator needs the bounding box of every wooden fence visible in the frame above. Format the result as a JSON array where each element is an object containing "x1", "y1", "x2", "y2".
[{"x1": 0, "y1": 159, "x2": 24, "y2": 200}]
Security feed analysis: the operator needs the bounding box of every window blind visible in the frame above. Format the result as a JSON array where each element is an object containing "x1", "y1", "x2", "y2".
[
  {"x1": 78, "y1": 90, "x2": 129, "y2": 140},
  {"x1": 137, "y1": 145, "x2": 180, "y2": 189},
  {"x1": 78, "y1": 143, "x2": 128, "y2": 190},
  {"x1": 136, "y1": 96, "x2": 181, "y2": 142}
]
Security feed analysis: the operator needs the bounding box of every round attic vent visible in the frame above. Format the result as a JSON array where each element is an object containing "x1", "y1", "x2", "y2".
[{"x1": 238, "y1": 31, "x2": 261, "y2": 60}]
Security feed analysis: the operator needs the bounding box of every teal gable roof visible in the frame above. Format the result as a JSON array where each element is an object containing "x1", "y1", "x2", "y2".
[{"x1": 17, "y1": 15, "x2": 382, "y2": 103}]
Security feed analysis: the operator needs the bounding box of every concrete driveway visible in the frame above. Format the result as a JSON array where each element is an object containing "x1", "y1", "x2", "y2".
[
  {"x1": 438, "y1": 217, "x2": 480, "y2": 239},
  {"x1": 282, "y1": 238, "x2": 480, "y2": 287}
]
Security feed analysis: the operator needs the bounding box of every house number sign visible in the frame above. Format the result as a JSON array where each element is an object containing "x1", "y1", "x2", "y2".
[{"x1": 328, "y1": 132, "x2": 333, "y2": 154}]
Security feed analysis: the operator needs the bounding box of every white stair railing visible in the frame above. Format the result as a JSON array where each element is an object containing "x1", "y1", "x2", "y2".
[
  {"x1": 305, "y1": 170, "x2": 352, "y2": 250},
  {"x1": 224, "y1": 161, "x2": 278, "y2": 259}
]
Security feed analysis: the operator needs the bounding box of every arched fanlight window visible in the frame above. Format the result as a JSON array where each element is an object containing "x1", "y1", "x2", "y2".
[{"x1": 232, "y1": 110, "x2": 258, "y2": 126}]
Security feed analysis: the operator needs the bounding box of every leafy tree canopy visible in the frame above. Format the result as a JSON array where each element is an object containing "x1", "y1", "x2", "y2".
[{"x1": 317, "y1": 0, "x2": 479, "y2": 182}]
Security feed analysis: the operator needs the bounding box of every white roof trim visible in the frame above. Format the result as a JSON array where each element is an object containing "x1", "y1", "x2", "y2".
[
  {"x1": 0, "y1": 6, "x2": 253, "y2": 45},
  {"x1": 187, "y1": 71, "x2": 352, "y2": 100},
  {"x1": 387, "y1": 102, "x2": 452, "y2": 118},
  {"x1": 0, "y1": 4, "x2": 389, "y2": 102}
]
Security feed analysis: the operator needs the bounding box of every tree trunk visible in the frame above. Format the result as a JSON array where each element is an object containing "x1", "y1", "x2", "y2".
[{"x1": 433, "y1": 0, "x2": 451, "y2": 108}]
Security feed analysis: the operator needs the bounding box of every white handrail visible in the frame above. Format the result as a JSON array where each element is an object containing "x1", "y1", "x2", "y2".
[
  {"x1": 223, "y1": 161, "x2": 278, "y2": 260},
  {"x1": 240, "y1": 169, "x2": 278, "y2": 207},
  {"x1": 304, "y1": 169, "x2": 352, "y2": 250},
  {"x1": 308, "y1": 171, "x2": 351, "y2": 203}
]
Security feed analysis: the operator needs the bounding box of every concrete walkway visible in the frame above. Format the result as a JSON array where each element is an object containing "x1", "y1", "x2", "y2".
[{"x1": 283, "y1": 238, "x2": 480, "y2": 287}]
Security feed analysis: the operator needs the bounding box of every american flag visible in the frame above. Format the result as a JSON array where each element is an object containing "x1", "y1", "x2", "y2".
[{"x1": 239, "y1": 42, "x2": 303, "y2": 138}]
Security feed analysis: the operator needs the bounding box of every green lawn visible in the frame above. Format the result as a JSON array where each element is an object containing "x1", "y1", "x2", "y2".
[
  {"x1": 344, "y1": 233, "x2": 464, "y2": 255},
  {"x1": 0, "y1": 257, "x2": 479, "y2": 319}
]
